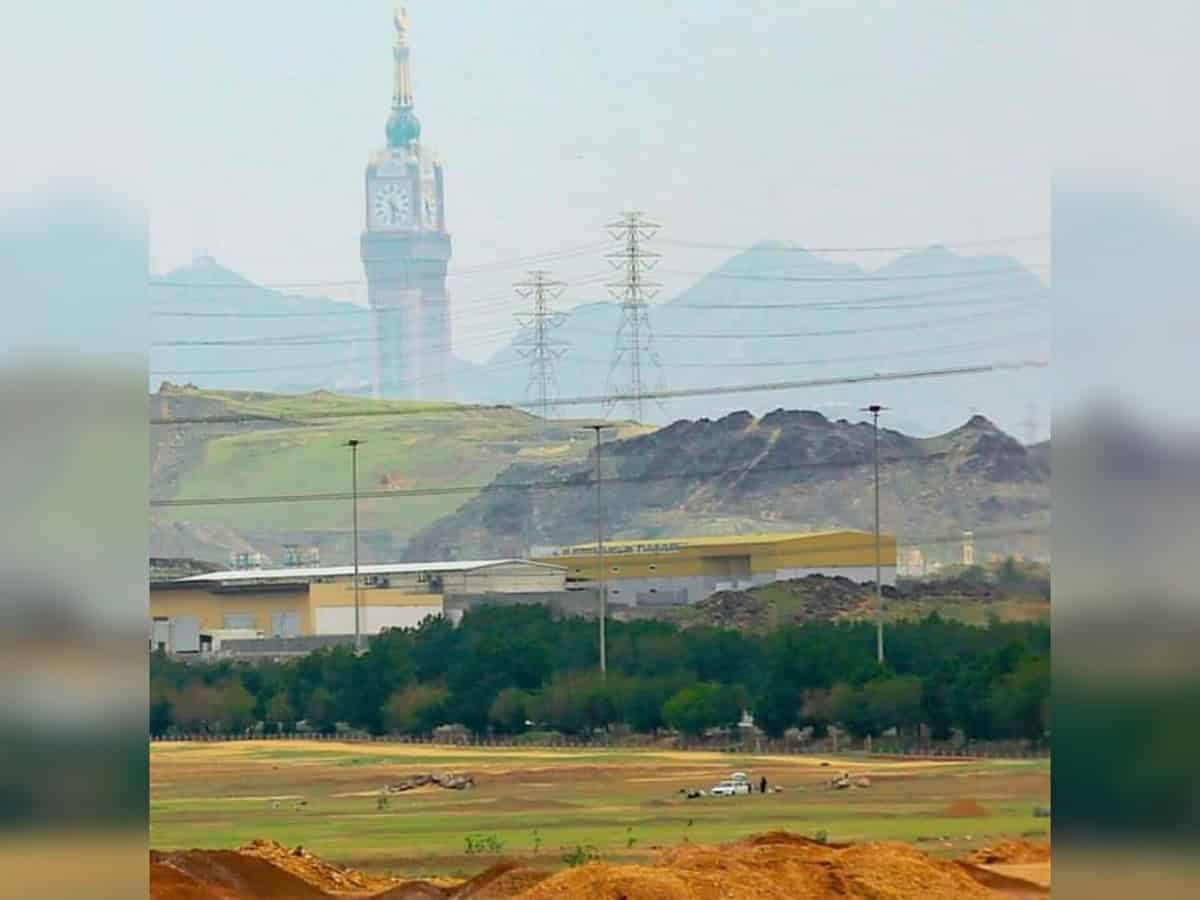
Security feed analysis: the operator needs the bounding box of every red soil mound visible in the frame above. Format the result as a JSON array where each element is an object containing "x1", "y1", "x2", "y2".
[
  {"x1": 238, "y1": 839, "x2": 397, "y2": 893},
  {"x1": 956, "y1": 861, "x2": 1051, "y2": 895},
  {"x1": 739, "y1": 831, "x2": 850, "y2": 850},
  {"x1": 150, "y1": 850, "x2": 330, "y2": 900},
  {"x1": 519, "y1": 836, "x2": 997, "y2": 900},
  {"x1": 962, "y1": 838, "x2": 1051, "y2": 865},
  {"x1": 943, "y1": 798, "x2": 991, "y2": 817},
  {"x1": 150, "y1": 860, "x2": 226, "y2": 900},
  {"x1": 375, "y1": 882, "x2": 451, "y2": 899},
  {"x1": 451, "y1": 860, "x2": 553, "y2": 899},
  {"x1": 151, "y1": 832, "x2": 1040, "y2": 900}
]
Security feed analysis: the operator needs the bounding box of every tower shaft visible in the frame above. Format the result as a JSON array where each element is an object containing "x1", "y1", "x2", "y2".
[{"x1": 361, "y1": 7, "x2": 452, "y2": 400}]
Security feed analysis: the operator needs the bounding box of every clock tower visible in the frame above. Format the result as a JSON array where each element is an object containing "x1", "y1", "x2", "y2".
[{"x1": 361, "y1": 6, "x2": 452, "y2": 399}]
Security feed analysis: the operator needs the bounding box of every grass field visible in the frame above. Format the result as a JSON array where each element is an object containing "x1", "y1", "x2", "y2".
[
  {"x1": 150, "y1": 741, "x2": 1050, "y2": 879},
  {"x1": 155, "y1": 388, "x2": 654, "y2": 536}
]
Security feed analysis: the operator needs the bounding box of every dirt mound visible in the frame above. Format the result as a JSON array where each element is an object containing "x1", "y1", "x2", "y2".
[
  {"x1": 738, "y1": 831, "x2": 847, "y2": 850},
  {"x1": 451, "y1": 860, "x2": 552, "y2": 898},
  {"x1": 151, "y1": 850, "x2": 331, "y2": 900},
  {"x1": 515, "y1": 863, "x2": 696, "y2": 900},
  {"x1": 943, "y1": 798, "x2": 991, "y2": 817},
  {"x1": 373, "y1": 860, "x2": 550, "y2": 900},
  {"x1": 518, "y1": 836, "x2": 996, "y2": 900},
  {"x1": 150, "y1": 860, "x2": 226, "y2": 900},
  {"x1": 692, "y1": 590, "x2": 769, "y2": 629},
  {"x1": 956, "y1": 861, "x2": 1051, "y2": 896},
  {"x1": 962, "y1": 839, "x2": 1050, "y2": 865},
  {"x1": 766, "y1": 575, "x2": 901, "y2": 624},
  {"x1": 375, "y1": 882, "x2": 451, "y2": 899},
  {"x1": 238, "y1": 839, "x2": 397, "y2": 893}
]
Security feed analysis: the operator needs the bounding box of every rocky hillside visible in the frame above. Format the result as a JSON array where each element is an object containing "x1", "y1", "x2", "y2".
[
  {"x1": 150, "y1": 384, "x2": 643, "y2": 565},
  {"x1": 406, "y1": 410, "x2": 1050, "y2": 563}
]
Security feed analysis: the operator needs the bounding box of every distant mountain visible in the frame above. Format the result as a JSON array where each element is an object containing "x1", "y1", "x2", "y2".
[
  {"x1": 457, "y1": 243, "x2": 1050, "y2": 438},
  {"x1": 150, "y1": 256, "x2": 484, "y2": 395},
  {"x1": 405, "y1": 410, "x2": 1050, "y2": 563},
  {"x1": 151, "y1": 245, "x2": 1048, "y2": 438}
]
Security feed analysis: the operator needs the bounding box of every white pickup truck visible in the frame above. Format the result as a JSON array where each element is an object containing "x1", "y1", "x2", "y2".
[{"x1": 710, "y1": 771, "x2": 752, "y2": 796}]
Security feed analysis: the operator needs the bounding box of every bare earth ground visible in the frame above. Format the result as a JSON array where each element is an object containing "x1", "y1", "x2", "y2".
[{"x1": 151, "y1": 740, "x2": 1050, "y2": 887}]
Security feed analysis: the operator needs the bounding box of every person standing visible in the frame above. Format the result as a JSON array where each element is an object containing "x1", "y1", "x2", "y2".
[{"x1": 760, "y1": 775, "x2": 768, "y2": 794}]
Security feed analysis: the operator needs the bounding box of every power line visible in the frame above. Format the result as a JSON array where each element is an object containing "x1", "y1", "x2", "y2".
[
  {"x1": 658, "y1": 234, "x2": 1049, "y2": 253},
  {"x1": 152, "y1": 324, "x2": 518, "y2": 350},
  {"x1": 148, "y1": 242, "x2": 612, "y2": 291},
  {"x1": 149, "y1": 358, "x2": 1048, "y2": 426},
  {"x1": 568, "y1": 304, "x2": 1045, "y2": 341},
  {"x1": 513, "y1": 270, "x2": 568, "y2": 426},
  {"x1": 569, "y1": 359, "x2": 1047, "y2": 408},
  {"x1": 151, "y1": 449, "x2": 954, "y2": 508},
  {"x1": 572, "y1": 331, "x2": 1048, "y2": 369},
  {"x1": 668, "y1": 279, "x2": 1045, "y2": 310},
  {"x1": 604, "y1": 211, "x2": 665, "y2": 422},
  {"x1": 660, "y1": 263, "x2": 1044, "y2": 284},
  {"x1": 674, "y1": 294, "x2": 1046, "y2": 313},
  {"x1": 152, "y1": 458, "x2": 1049, "y2": 563},
  {"x1": 151, "y1": 295, "x2": 506, "y2": 319},
  {"x1": 151, "y1": 352, "x2": 527, "y2": 380}
]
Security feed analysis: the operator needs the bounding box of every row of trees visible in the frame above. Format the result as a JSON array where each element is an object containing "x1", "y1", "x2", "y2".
[{"x1": 150, "y1": 605, "x2": 1049, "y2": 742}]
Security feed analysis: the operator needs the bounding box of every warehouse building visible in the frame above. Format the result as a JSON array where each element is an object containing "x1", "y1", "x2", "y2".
[
  {"x1": 536, "y1": 530, "x2": 896, "y2": 608},
  {"x1": 150, "y1": 558, "x2": 566, "y2": 654}
]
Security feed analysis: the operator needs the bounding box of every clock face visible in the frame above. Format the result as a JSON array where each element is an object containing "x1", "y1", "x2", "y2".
[{"x1": 373, "y1": 182, "x2": 411, "y2": 227}]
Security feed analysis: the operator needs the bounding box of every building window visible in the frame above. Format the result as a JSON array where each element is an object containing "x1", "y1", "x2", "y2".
[{"x1": 223, "y1": 613, "x2": 255, "y2": 630}]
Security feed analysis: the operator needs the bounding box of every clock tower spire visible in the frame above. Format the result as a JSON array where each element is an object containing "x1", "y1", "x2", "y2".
[
  {"x1": 386, "y1": 6, "x2": 421, "y2": 148},
  {"x1": 361, "y1": 5, "x2": 452, "y2": 400}
]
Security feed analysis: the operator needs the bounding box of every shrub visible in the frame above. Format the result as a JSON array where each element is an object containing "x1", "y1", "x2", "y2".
[{"x1": 562, "y1": 844, "x2": 601, "y2": 866}]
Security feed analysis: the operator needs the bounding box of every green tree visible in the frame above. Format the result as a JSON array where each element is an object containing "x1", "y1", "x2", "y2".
[
  {"x1": 304, "y1": 687, "x2": 338, "y2": 734},
  {"x1": 829, "y1": 682, "x2": 870, "y2": 738},
  {"x1": 862, "y1": 676, "x2": 923, "y2": 734},
  {"x1": 383, "y1": 683, "x2": 449, "y2": 734},
  {"x1": 662, "y1": 683, "x2": 741, "y2": 736},
  {"x1": 172, "y1": 683, "x2": 222, "y2": 733},
  {"x1": 219, "y1": 681, "x2": 256, "y2": 733},
  {"x1": 149, "y1": 679, "x2": 173, "y2": 735},
  {"x1": 536, "y1": 671, "x2": 620, "y2": 734},
  {"x1": 989, "y1": 655, "x2": 1050, "y2": 740},
  {"x1": 265, "y1": 692, "x2": 296, "y2": 733},
  {"x1": 996, "y1": 555, "x2": 1022, "y2": 586},
  {"x1": 623, "y1": 676, "x2": 679, "y2": 734},
  {"x1": 753, "y1": 677, "x2": 801, "y2": 738},
  {"x1": 489, "y1": 687, "x2": 532, "y2": 733},
  {"x1": 800, "y1": 687, "x2": 834, "y2": 738}
]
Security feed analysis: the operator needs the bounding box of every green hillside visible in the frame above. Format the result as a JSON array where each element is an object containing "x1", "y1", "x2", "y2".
[{"x1": 151, "y1": 386, "x2": 647, "y2": 563}]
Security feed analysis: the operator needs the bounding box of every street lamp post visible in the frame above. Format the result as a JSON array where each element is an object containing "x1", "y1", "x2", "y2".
[
  {"x1": 344, "y1": 439, "x2": 364, "y2": 655},
  {"x1": 582, "y1": 424, "x2": 613, "y2": 677},
  {"x1": 861, "y1": 405, "x2": 888, "y2": 663}
]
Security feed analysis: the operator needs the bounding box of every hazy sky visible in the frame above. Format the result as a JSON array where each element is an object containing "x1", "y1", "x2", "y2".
[
  {"x1": 5, "y1": 2, "x2": 1197, "y2": 367},
  {"x1": 136, "y1": 1, "x2": 1059, "y2": 359}
]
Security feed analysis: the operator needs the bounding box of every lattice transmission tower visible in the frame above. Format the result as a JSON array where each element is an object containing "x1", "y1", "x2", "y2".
[
  {"x1": 604, "y1": 211, "x2": 665, "y2": 421},
  {"x1": 513, "y1": 269, "x2": 568, "y2": 428}
]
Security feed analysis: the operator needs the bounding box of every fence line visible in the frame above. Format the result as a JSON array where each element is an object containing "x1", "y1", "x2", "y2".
[{"x1": 150, "y1": 730, "x2": 1047, "y2": 761}]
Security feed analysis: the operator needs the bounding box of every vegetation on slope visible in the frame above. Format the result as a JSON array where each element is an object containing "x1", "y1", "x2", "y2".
[{"x1": 150, "y1": 385, "x2": 646, "y2": 563}]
